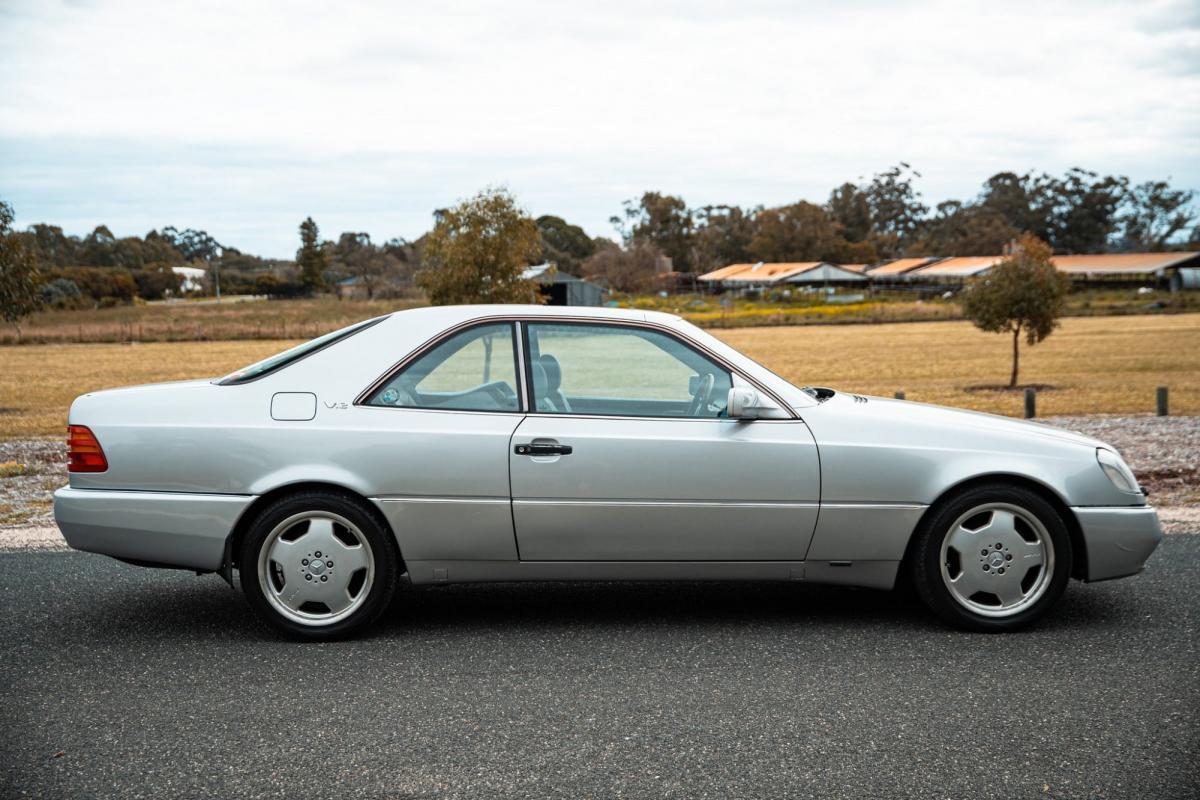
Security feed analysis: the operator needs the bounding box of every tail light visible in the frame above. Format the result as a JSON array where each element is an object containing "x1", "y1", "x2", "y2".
[{"x1": 67, "y1": 425, "x2": 108, "y2": 473}]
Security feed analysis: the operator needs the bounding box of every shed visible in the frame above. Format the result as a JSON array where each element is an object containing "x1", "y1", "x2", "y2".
[
  {"x1": 521, "y1": 264, "x2": 604, "y2": 306},
  {"x1": 699, "y1": 261, "x2": 864, "y2": 288}
]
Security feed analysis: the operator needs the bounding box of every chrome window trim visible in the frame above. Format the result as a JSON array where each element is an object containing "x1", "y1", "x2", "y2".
[{"x1": 355, "y1": 313, "x2": 798, "y2": 420}]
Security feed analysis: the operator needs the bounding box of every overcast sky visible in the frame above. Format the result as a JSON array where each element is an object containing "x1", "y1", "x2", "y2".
[{"x1": 1, "y1": 0, "x2": 1197, "y2": 258}]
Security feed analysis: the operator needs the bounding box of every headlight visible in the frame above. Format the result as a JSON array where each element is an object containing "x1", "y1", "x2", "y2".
[{"x1": 1096, "y1": 448, "x2": 1140, "y2": 494}]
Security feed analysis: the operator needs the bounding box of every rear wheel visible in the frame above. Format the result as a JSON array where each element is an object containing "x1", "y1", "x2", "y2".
[
  {"x1": 910, "y1": 483, "x2": 1072, "y2": 632},
  {"x1": 239, "y1": 490, "x2": 398, "y2": 640}
]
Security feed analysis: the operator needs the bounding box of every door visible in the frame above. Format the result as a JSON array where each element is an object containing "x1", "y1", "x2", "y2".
[{"x1": 510, "y1": 321, "x2": 820, "y2": 561}]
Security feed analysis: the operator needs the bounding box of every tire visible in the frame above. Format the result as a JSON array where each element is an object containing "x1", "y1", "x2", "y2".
[
  {"x1": 909, "y1": 483, "x2": 1072, "y2": 632},
  {"x1": 239, "y1": 489, "x2": 399, "y2": 640}
]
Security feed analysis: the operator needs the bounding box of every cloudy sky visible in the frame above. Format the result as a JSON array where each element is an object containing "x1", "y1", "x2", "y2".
[{"x1": 1, "y1": 0, "x2": 1197, "y2": 257}]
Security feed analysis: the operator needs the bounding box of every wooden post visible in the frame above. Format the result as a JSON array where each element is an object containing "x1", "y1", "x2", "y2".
[
  {"x1": 1024, "y1": 388, "x2": 1036, "y2": 419},
  {"x1": 894, "y1": 391, "x2": 906, "y2": 400},
  {"x1": 1156, "y1": 386, "x2": 1169, "y2": 417}
]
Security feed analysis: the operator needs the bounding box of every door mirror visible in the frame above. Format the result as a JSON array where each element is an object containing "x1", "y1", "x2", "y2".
[{"x1": 727, "y1": 387, "x2": 788, "y2": 420}]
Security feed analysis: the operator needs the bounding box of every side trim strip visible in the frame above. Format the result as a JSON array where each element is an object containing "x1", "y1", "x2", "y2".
[
  {"x1": 375, "y1": 496, "x2": 510, "y2": 504},
  {"x1": 514, "y1": 499, "x2": 818, "y2": 508}
]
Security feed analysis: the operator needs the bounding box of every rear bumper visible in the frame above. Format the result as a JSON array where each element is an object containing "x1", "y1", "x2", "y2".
[
  {"x1": 53, "y1": 487, "x2": 254, "y2": 571},
  {"x1": 1075, "y1": 505, "x2": 1163, "y2": 582}
]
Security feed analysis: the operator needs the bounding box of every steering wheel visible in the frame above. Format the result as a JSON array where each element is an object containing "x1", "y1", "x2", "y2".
[{"x1": 686, "y1": 372, "x2": 715, "y2": 417}]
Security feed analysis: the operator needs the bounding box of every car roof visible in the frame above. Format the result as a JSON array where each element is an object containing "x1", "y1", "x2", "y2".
[{"x1": 383, "y1": 304, "x2": 682, "y2": 325}]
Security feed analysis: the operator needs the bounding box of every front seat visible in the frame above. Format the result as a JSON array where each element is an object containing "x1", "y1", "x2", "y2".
[
  {"x1": 531, "y1": 361, "x2": 558, "y2": 412},
  {"x1": 539, "y1": 354, "x2": 571, "y2": 412}
]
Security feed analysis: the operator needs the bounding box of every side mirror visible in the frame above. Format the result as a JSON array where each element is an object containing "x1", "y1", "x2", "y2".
[{"x1": 727, "y1": 387, "x2": 788, "y2": 420}]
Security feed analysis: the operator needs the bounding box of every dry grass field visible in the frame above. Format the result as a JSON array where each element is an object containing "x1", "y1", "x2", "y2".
[
  {"x1": 1, "y1": 314, "x2": 1197, "y2": 439},
  {"x1": 1, "y1": 297, "x2": 420, "y2": 345}
]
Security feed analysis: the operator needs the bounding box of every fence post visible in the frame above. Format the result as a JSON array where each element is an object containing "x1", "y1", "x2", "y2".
[
  {"x1": 1156, "y1": 386, "x2": 1169, "y2": 417},
  {"x1": 1024, "y1": 388, "x2": 1036, "y2": 419},
  {"x1": 894, "y1": 391, "x2": 906, "y2": 400}
]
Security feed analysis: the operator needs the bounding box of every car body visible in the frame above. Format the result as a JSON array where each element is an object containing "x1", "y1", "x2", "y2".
[{"x1": 54, "y1": 304, "x2": 1162, "y2": 637}]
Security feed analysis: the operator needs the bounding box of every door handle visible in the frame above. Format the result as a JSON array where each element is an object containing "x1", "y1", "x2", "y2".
[{"x1": 514, "y1": 443, "x2": 573, "y2": 456}]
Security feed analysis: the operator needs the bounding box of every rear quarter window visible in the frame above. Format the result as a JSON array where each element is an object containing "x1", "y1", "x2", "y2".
[{"x1": 217, "y1": 316, "x2": 385, "y2": 385}]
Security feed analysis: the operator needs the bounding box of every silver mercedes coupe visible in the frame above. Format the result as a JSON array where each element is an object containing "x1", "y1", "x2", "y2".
[{"x1": 54, "y1": 305, "x2": 1162, "y2": 639}]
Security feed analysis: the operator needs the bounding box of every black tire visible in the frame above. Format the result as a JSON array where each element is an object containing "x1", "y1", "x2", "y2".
[
  {"x1": 239, "y1": 489, "x2": 399, "y2": 640},
  {"x1": 908, "y1": 483, "x2": 1072, "y2": 632}
]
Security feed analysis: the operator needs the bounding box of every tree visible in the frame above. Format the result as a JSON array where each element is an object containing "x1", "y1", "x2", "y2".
[
  {"x1": 581, "y1": 240, "x2": 663, "y2": 293},
  {"x1": 416, "y1": 187, "x2": 542, "y2": 305},
  {"x1": 826, "y1": 182, "x2": 873, "y2": 243},
  {"x1": 910, "y1": 200, "x2": 1021, "y2": 256},
  {"x1": 960, "y1": 234, "x2": 1070, "y2": 388},
  {"x1": 979, "y1": 169, "x2": 1127, "y2": 253},
  {"x1": 862, "y1": 163, "x2": 928, "y2": 258},
  {"x1": 746, "y1": 201, "x2": 842, "y2": 263},
  {"x1": 692, "y1": 205, "x2": 756, "y2": 273},
  {"x1": 1120, "y1": 180, "x2": 1196, "y2": 250},
  {"x1": 612, "y1": 192, "x2": 694, "y2": 271},
  {"x1": 1043, "y1": 168, "x2": 1127, "y2": 254},
  {"x1": 536, "y1": 215, "x2": 595, "y2": 275},
  {"x1": 296, "y1": 217, "x2": 327, "y2": 294},
  {"x1": 0, "y1": 200, "x2": 42, "y2": 338},
  {"x1": 329, "y1": 232, "x2": 401, "y2": 300}
]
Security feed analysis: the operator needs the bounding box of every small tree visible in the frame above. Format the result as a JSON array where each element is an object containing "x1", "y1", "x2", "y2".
[
  {"x1": 417, "y1": 188, "x2": 542, "y2": 305},
  {"x1": 0, "y1": 200, "x2": 42, "y2": 339},
  {"x1": 296, "y1": 217, "x2": 327, "y2": 294},
  {"x1": 961, "y1": 234, "x2": 1069, "y2": 388}
]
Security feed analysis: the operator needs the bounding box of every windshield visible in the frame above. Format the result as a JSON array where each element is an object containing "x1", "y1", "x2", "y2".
[{"x1": 217, "y1": 316, "x2": 385, "y2": 385}]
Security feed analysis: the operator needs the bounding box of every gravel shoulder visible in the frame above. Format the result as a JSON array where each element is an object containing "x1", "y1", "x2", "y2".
[{"x1": 2, "y1": 415, "x2": 1197, "y2": 546}]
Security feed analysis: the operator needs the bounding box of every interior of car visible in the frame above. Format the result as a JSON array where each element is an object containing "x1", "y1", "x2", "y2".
[{"x1": 367, "y1": 320, "x2": 733, "y2": 418}]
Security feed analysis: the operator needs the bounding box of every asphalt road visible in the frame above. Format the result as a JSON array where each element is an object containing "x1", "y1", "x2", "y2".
[{"x1": 2, "y1": 538, "x2": 1198, "y2": 800}]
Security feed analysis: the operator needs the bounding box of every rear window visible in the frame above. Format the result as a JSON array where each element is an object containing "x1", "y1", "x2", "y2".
[{"x1": 217, "y1": 316, "x2": 385, "y2": 385}]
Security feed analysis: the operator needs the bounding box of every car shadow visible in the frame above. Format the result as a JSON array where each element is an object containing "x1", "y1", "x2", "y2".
[{"x1": 70, "y1": 570, "x2": 1137, "y2": 643}]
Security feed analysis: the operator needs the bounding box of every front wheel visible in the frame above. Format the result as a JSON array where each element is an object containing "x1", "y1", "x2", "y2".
[
  {"x1": 909, "y1": 484, "x2": 1072, "y2": 632},
  {"x1": 239, "y1": 490, "x2": 399, "y2": 640}
]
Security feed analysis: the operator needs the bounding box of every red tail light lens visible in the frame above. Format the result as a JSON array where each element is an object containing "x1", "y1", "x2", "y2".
[{"x1": 67, "y1": 425, "x2": 108, "y2": 473}]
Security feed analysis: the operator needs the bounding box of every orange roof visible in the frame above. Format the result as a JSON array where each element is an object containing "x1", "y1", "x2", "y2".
[
  {"x1": 1051, "y1": 252, "x2": 1199, "y2": 274},
  {"x1": 698, "y1": 262, "x2": 825, "y2": 283},
  {"x1": 909, "y1": 256, "x2": 1006, "y2": 277},
  {"x1": 698, "y1": 262, "x2": 757, "y2": 281},
  {"x1": 867, "y1": 257, "x2": 938, "y2": 276}
]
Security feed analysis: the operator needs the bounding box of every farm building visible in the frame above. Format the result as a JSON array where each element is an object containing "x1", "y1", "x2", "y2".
[
  {"x1": 1051, "y1": 252, "x2": 1200, "y2": 288},
  {"x1": 521, "y1": 264, "x2": 604, "y2": 306},
  {"x1": 905, "y1": 256, "x2": 1007, "y2": 281},
  {"x1": 698, "y1": 261, "x2": 866, "y2": 289},
  {"x1": 861, "y1": 257, "x2": 939, "y2": 281}
]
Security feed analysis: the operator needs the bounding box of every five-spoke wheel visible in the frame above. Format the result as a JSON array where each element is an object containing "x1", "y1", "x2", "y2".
[
  {"x1": 910, "y1": 484, "x2": 1071, "y2": 632},
  {"x1": 240, "y1": 491, "x2": 398, "y2": 640}
]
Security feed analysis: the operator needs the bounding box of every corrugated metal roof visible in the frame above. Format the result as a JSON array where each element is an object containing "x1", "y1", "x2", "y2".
[
  {"x1": 699, "y1": 262, "x2": 826, "y2": 283},
  {"x1": 781, "y1": 263, "x2": 867, "y2": 283},
  {"x1": 909, "y1": 256, "x2": 1006, "y2": 277},
  {"x1": 866, "y1": 257, "x2": 938, "y2": 276},
  {"x1": 837, "y1": 263, "x2": 868, "y2": 273},
  {"x1": 1051, "y1": 252, "x2": 1200, "y2": 274}
]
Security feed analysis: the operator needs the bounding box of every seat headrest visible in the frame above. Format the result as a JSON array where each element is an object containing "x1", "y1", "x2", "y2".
[{"x1": 539, "y1": 354, "x2": 562, "y2": 390}]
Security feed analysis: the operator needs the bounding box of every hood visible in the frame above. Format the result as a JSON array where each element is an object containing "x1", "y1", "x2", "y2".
[{"x1": 807, "y1": 391, "x2": 1106, "y2": 452}]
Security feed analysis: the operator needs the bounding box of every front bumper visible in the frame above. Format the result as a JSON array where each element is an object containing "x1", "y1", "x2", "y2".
[
  {"x1": 1075, "y1": 505, "x2": 1163, "y2": 582},
  {"x1": 53, "y1": 487, "x2": 254, "y2": 571}
]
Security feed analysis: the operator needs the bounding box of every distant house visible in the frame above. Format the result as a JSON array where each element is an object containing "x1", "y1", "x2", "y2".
[
  {"x1": 521, "y1": 263, "x2": 605, "y2": 306},
  {"x1": 171, "y1": 266, "x2": 206, "y2": 293},
  {"x1": 337, "y1": 276, "x2": 368, "y2": 300}
]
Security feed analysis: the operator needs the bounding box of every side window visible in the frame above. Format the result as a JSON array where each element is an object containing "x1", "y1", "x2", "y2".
[
  {"x1": 366, "y1": 322, "x2": 519, "y2": 412},
  {"x1": 525, "y1": 322, "x2": 732, "y2": 418}
]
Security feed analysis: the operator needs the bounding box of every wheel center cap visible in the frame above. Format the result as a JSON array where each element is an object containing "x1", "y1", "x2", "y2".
[
  {"x1": 309, "y1": 560, "x2": 327, "y2": 575},
  {"x1": 989, "y1": 553, "x2": 1006, "y2": 569}
]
